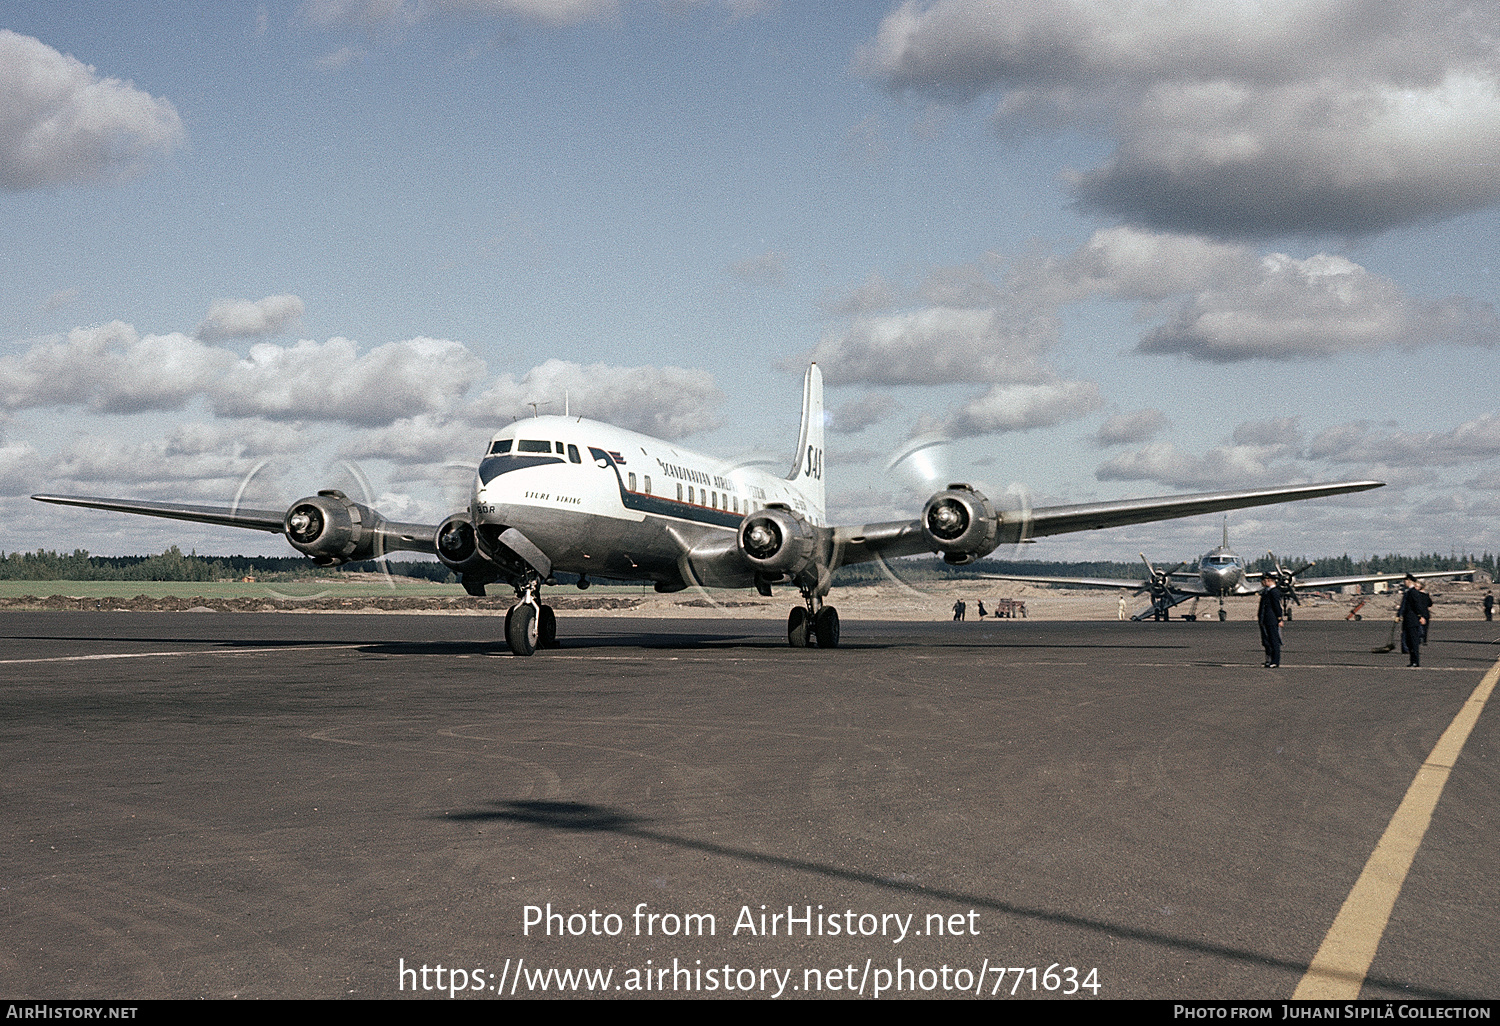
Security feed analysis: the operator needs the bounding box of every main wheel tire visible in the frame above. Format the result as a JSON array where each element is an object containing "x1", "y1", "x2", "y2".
[
  {"x1": 1218, "y1": 609, "x2": 1227, "y2": 622},
  {"x1": 506, "y1": 603, "x2": 538, "y2": 656},
  {"x1": 814, "y1": 606, "x2": 840, "y2": 648},
  {"x1": 539, "y1": 604, "x2": 557, "y2": 648},
  {"x1": 787, "y1": 607, "x2": 811, "y2": 648}
]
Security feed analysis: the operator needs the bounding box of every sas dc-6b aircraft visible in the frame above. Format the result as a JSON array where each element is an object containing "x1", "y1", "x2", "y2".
[
  {"x1": 984, "y1": 521, "x2": 1470, "y2": 622},
  {"x1": 34, "y1": 365, "x2": 1384, "y2": 655}
]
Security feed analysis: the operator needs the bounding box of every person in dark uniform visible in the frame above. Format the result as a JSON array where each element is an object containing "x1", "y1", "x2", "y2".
[
  {"x1": 1399, "y1": 575, "x2": 1431, "y2": 667},
  {"x1": 1257, "y1": 572, "x2": 1284, "y2": 667},
  {"x1": 1484, "y1": 591, "x2": 1493, "y2": 622},
  {"x1": 952, "y1": 598, "x2": 966, "y2": 621}
]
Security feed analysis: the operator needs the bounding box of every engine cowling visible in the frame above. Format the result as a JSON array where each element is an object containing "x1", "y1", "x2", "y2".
[
  {"x1": 738, "y1": 505, "x2": 817, "y2": 580},
  {"x1": 921, "y1": 484, "x2": 998, "y2": 565},
  {"x1": 283, "y1": 489, "x2": 386, "y2": 565},
  {"x1": 434, "y1": 513, "x2": 492, "y2": 575}
]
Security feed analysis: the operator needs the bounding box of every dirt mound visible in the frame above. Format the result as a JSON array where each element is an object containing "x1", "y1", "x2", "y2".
[{"x1": 0, "y1": 594, "x2": 647, "y2": 613}]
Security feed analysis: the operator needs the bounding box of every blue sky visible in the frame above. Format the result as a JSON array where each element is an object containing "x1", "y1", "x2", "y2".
[{"x1": 3, "y1": 1, "x2": 1499, "y2": 564}]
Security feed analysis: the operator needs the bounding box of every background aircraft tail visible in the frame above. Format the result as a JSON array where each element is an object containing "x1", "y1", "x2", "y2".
[{"x1": 785, "y1": 363, "x2": 826, "y2": 522}]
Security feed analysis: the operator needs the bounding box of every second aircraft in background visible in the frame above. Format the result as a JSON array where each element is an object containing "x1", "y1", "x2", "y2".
[{"x1": 982, "y1": 521, "x2": 1473, "y2": 621}]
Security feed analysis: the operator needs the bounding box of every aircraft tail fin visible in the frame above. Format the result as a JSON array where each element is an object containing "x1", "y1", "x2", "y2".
[{"x1": 785, "y1": 363, "x2": 825, "y2": 521}]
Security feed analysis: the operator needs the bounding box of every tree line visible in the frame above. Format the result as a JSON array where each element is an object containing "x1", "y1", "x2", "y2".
[
  {"x1": 1, "y1": 546, "x2": 1493, "y2": 585},
  {"x1": 0, "y1": 548, "x2": 456, "y2": 583}
]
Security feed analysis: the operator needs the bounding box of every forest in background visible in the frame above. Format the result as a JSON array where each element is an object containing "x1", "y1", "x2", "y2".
[{"x1": 0, "y1": 547, "x2": 1491, "y2": 584}]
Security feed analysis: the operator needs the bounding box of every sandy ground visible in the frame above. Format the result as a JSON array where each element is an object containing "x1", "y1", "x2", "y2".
[
  {"x1": 603, "y1": 579, "x2": 1494, "y2": 623},
  {"x1": 1, "y1": 579, "x2": 1490, "y2": 622}
]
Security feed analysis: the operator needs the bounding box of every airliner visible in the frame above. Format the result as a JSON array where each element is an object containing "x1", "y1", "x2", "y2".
[
  {"x1": 984, "y1": 521, "x2": 1469, "y2": 621},
  {"x1": 33, "y1": 364, "x2": 1384, "y2": 654}
]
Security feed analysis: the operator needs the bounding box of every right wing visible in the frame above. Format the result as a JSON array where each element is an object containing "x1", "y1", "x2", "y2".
[
  {"x1": 1292, "y1": 568, "x2": 1473, "y2": 591},
  {"x1": 32, "y1": 494, "x2": 289, "y2": 533},
  {"x1": 832, "y1": 479, "x2": 1384, "y2": 568},
  {"x1": 31, "y1": 493, "x2": 440, "y2": 558}
]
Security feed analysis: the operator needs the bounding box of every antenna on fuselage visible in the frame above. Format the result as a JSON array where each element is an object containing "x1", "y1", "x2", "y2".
[{"x1": 526, "y1": 401, "x2": 551, "y2": 419}]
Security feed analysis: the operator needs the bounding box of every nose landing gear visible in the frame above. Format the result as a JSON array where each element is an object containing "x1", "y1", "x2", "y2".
[
  {"x1": 788, "y1": 590, "x2": 840, "y2": 648},
  {"x1": 504, "y1": 574, "x2": 557, "y2": 656}
]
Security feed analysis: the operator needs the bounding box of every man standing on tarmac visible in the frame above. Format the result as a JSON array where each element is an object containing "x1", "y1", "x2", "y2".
[
  {"x1": 1258, "y1": 572, "x2": 1284, "y2": 668},
  {"x1": 1399, "y1": 575, "x2": 1432, "y2": 667}
]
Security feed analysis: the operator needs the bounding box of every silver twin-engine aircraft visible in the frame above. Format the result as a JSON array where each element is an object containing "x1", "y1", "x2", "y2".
[
  {"x1": 34, "y1": 364, "x2": 1385, "y2": 654},
  {"x1": 984, "y1": 521, "x2": 1470, "y2": 622}
]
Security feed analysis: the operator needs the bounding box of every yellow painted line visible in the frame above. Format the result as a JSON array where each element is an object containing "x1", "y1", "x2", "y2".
[{"x1": 1294, "y1": 656, "x2": 1500, "y2": 998}]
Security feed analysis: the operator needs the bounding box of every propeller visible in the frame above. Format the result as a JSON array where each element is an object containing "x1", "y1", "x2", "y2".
[
  {"x1": 1265, "y1": 551, "x2": 1315, "y2": 605},
  {"x1": 1138, "y1": 553, "x2": 1188, "y2": 614},
  {"x1": 873, "y1": 434, "x2": 1034, "y2": 597},
  {"x1": 232, "y1": 457, "x2": 397, "y2": 600}
]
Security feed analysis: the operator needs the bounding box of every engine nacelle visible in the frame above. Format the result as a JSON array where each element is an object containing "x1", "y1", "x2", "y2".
[
  {"x1": 738, "y1": 505, "x2": 817, "y2": 580},
  {"x1": 283, "y1": 489, "x2": 386, "y2": 565},
  {"x1": 921, "y1": 484, "x2": 998, "y2": 565},
  {"x1": 434, "y1": 513, "x2": 492, "y2": 575}
]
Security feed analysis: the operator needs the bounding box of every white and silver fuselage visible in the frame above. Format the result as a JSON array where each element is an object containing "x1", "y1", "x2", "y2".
[{"x1": 471, "y1": 416, "x2": 818, "y2": 588}]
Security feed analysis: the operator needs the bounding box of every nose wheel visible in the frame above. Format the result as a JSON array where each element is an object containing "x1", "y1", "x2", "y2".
[
  {"x1": 787, "y1": 600, "x2": 840, "y2": 648},
  {"x1": 505, "y1": 576, "x2": 557, "y2": 656}
]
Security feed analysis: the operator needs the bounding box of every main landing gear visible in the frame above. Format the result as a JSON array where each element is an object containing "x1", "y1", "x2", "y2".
[
  {"x1": 504, "y1": 575, "x2": 557, "y2": 656},
  {"x1": 787, "y1": 591, "x2": 840, "y2": 649}
]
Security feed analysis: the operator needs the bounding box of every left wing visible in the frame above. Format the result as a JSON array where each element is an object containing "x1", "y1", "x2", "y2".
[
  {"x1": 832, "y1": 479, "x2": 1384, "y2": 568},
  {"x1": 977, "y1": 571, "x2": 1212, "y2": 595}
]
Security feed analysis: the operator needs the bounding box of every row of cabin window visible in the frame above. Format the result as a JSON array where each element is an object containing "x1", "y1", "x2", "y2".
[
  {"x1": 621, "y1": 471, "x2": 741, "y2": 513},
  {"x1": 489, "y1": 439, "x2": 743, "y2": 514}
]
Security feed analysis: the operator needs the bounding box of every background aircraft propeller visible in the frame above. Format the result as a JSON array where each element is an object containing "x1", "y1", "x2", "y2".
[
  {"x1": 1137, "y1": 553, "x2": 1188, "y2": 617},
  {"x1": 1265, "y1": 551, "x2": 1315, "y2": 605}
]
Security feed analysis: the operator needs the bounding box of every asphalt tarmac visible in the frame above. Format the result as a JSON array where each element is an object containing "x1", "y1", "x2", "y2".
[{"x1": 2, "y1": 611, "x2": 1496, "y2": 1001}]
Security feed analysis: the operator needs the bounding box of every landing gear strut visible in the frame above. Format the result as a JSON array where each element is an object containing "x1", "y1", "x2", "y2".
[
  {"x1": 505, "y1": 574, "x2": 557, "y2": 656},
  {"x1": 788, "y1": 589, "x2": 839, "y2": 649}
]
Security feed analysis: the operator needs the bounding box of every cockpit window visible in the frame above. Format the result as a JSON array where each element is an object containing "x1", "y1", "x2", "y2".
[
  {"x1": 516, "y1": 440, "x2": 553, "y2": 453},
  {"x1": 489, "y1": 439, "x2": 513, "y2": 454},
  {"x1": 567, "y1": 444, "x2": 581, "y2": 464}
]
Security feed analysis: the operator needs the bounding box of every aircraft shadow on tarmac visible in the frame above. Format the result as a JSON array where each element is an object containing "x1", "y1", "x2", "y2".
[{"x1": 442, "y1": 800, "x2": 1459, "y2": 999}]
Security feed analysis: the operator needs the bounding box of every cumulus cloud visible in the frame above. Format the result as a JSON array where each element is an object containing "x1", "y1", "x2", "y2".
[
  {"x1": 0, "y1": 322, "x2": 234, "y2": 414},
  {"x1": 0, "y1": 323, "x2": 486, "y2": 426},
  {"x1": 1017, "y1": 227, "x2": 1500, "y2": 362},
  {"x1": 1139, "y1": 251, "x2": 1500, "y2": 361},
  {"x1": 0, "y1": 31, "x2": 184, "y2": 191},
  {"x1": 1095, "y1": 408, "x2": 1167, "y2": 447},
  {"x1": 808, "y1": 306, "x2": 1058, "y2": 386},
  {"x1": 1096, "y1": 440, "x2": 1300, "y2": 489},
  {"x1": 195, "y1": 294, "x2": 305, "y2": 341},
  {"x1": 214, "y1": 336, "x2": 485, "y2": 425},
  {"x1": 340, "y1": 413, "x2": 488, "y2": 466},
  {"x1": 858, "y1": 1, "x2": 1500, "y2": 237},
  {"x1": 38, "y1": 418, "x2": 313, "y2": 501},
  {"x1": 468, "y1": 358, "x2": 723, "y2": 439},
  {"x1": 819, "y1": 272, "x2": 905, "y2": 317},
  {"x1": 828, "y1": 393, "x2": 898, "y2": 434},
  {"x1": 0, "y1": 434, "x2": 46, "y2": 496},
  {"x1": 1307, "y1": 412, "x2": 1500, "y2": 467},
  {"x1": 944, "y1": 379, "x2": 1102, "y2": 436}
]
